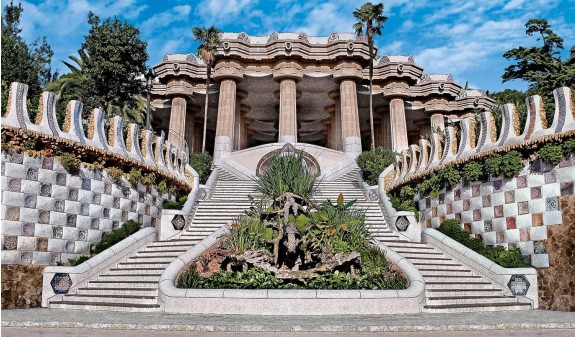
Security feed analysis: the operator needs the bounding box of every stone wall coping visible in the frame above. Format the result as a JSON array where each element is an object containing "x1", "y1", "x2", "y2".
[
  {"x1": 157, "y1": 226, "x2": 425, "y2": 314},
  {"x1": 422, "y1": 228, "x2": 538, "y2": 308},
  {"x1": 42, "y1": 227, "x2": 157, "y2": 307}
]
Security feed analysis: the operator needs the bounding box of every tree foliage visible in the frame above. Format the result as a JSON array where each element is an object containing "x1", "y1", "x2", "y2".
[
  {"x1": 193, "y1": 25, "x2": 222, "y2": 153},
  {"x1": 45, "y1": 12, "x2": 148, "y2": 125},
  {"x1": 353, "y1": 2, "x2": 388, "y2": 150},
  {"x1": 1, "y1": 1, "x2": 56, "y2": 116}
]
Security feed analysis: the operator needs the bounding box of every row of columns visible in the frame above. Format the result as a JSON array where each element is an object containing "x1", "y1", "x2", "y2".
[{"x1": 167, "y1": 73, "x2": 448, "y2": 158}]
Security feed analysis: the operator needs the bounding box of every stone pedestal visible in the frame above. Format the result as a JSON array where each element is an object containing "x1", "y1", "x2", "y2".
[
  {"x1": 278, "y1": 78, "x2": 298, "y2": 143},
  {"x1": 431, "y1": 113, "x2": 446, "y2": 132},
  {"x1": 340, "y1": 79, "x2": 362, "y2": 157},
  {"x1": 214, "y1": 79, "x2": 236, "y2": 159},
  {"x1": 168, "y1": 96, "x2": 187, "y2": 150},
  {"x1": 390, "y1": 97, "x2": 409, "y2": 151}
]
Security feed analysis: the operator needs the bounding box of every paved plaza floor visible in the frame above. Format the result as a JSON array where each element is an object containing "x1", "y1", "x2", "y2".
[{"x1": 1, "y1": 308, "x2": 574, "y2": 333}]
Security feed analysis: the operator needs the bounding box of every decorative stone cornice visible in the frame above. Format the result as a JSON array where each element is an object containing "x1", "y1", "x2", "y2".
[
  {"x1": 213, "y1": 61, "x2": 244, "y2": 81},
  {"x1": 333, "y1": 61, "x2": 363, "y2": 81},
  {"x1": 424, "y1": 98, "x2": 450, "y2": 113},
  {"x1": 372, "y1": 62, "x2": 423, "y2": 83},
  {"x1": 382, "y1": 81, "x2": 411, "y2": 99},
  {"x1": 272, "y1": 62, "x2": 304, "y2": 81}
]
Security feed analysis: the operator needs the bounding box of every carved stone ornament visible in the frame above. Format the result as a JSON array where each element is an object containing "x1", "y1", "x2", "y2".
[
  {"x1": 328, "y1": 32, "x2": 339, "y2": 42},
  {"x1": 237, "y1": 32, "x2": 250, "y2": 43},
  {"x1": 51, "y1": 273, "x2": 72, "y2": 294},
  {"x1": 268, "y1": 32, "x2": 279, "y2": 43},
  {"x1": 256, "y1": 143, "x2": 320, "y2": 177},
  {"x1": 171, "y1": 214, "x2": 186, "y2": 230},
  {"x1": 395, "y1": 216, "x2": 409, "y2": 231},
  {"x1": 185, "y1": 54, "x2": 197, "y2": 63},
  {"x1": 507, "y1": 274, "x2": 530, "y2": 296}
]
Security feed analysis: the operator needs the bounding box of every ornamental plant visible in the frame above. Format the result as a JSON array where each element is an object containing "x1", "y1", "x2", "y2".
[
  {"x1": 539, "y1": 143, "x2": 564, "y2": 166},
  {"x1": 437, "y1": 166, "x2": 460, "y2": 190},
  {"x1": 356, "y1": 147, "x2": 396, "y2": 185},
  {"x1": 500, "y1": 151, "x2": 524, "y2": 177},
  {"x1": 484, "y1": 154, "x2": 503, "y2": 177},
  {"x1": 462, "y1": 161, "x2": 484, "y2": 182},
  {"x1": 189, "y1": 152, "x2": 213, "y2": 184}
]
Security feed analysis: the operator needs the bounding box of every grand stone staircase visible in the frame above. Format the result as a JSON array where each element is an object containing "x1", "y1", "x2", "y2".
[
  {"x1": 49, "y1": 167, "x2": 532, "y2": 313},
  {"x1": 48, "y1": 168, "x2": 256, "y2": 311},
  {"x1": 314, "y1": 169, "x2": 531, "y2": 313}
]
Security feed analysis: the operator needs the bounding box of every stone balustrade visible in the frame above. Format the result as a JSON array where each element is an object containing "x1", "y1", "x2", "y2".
[
  {"x1": 385, "y1": 87, "x2": 575, "y2": 191},
  {"x1": 1, "y1": 82, "x2": 196, "y2": 190}
]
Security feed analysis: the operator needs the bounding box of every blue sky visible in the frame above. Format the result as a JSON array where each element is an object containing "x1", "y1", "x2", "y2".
[{"x1": 12, "y1": 0, "x2": 575, "y2": 92}]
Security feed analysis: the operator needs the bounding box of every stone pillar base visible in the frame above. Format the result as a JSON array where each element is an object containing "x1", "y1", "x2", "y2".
[
  {"x1": 343, "y1": 136, "x2": 362, "y2": 158},
  {"x1": 213, "y1": 136, "x2": 234, "y2": 160},
  {"x1": 279, "y1": 135, "x2": 297, "y2": 143}
]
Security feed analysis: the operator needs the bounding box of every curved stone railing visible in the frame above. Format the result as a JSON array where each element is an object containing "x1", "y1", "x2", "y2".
[
  {"x1": 422, "y1": 228, "x2": 538, "y2": 308},
  {"x1": 158, "y1": 227, "x2": 425, "y2": 314},
  {"x1": 42, "y1": 227, "x2": 157, "y2": 307},
  {"x1": 385, "y1": 87, "x2": 575, "y2": 191},
  {"x1": 1, "y1": 82, "x2": 197, "y2": 190}
]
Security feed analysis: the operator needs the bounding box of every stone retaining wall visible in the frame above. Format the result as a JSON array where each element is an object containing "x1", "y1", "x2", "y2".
[
  {"x1": 1, "y1": 151, "x2": 165, "y2": 265},
  {"x1": 417, "y1": 156, "x2": 575, "y2": 268}
]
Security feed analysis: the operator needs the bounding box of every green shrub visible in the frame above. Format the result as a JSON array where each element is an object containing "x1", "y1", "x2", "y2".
[
  {"x1": 68, "y1": 255, "x2": 90, "y2": 266},
  {"x1": 127, "y1": 168, "x2": 143, "y2": 186},
  {"x1": 91, "y1": 220, "x2": 140, "y2": 254},
  {"x1": 141, "y1": 172, "x2": 157, "y2": 187},
  {"x1": 462, "y1": 161, "x2": 484, "y2": 182},
  {"x1": 177, "y1": 267, "x2": 204, "y2": 288},
  {"x1": 106, "y1": 167, "x2": 124, "y2": 184},
  {"x1": 224, "y1": 216, "x2": 272, "y2": 255},
  {"x1": 484, "y1": 154, "x2": 503, "y2": 177},
  {"x1": 356, "y1": 147, "x2": 396, "y2": 185},
  {"x1": 58, "y1": 152, "x2": 81, "y2": 174},
  {"x1": 189, "y1": 152, "x2": 213, "y2": 184},
  {"x1": 156, "y1": 180, "x2": 168, "y2": 194},
  {"x1": 360, "y1": 246, "x2": 388, "y2": 276},
  {"x1": 399, "y1": 186, "x2": 415, "y2": 200},
  {"x1": 501, "y1": 151, "x2": 524, "y2": 177},
  {"x1": 416, "y1": 174, "x2": 441, "y2": 197},
  {"x1": 438, "y1": 219, "x2": 529, "y2": 268},
  {"x1": 256, "y1": 154, "x2": 317, "y2": 200},
  {"x1": 539, "y1": 143, "x2": 564, "y2": 166},
  {"x1": 563, "y1": 138, "x2": 575, "y2": 155},
  {"x1": 163, "y1": 194, "x2": 189, "y2": 210},
  {"x1": 437, "y1": 166, "x2": 460, "y2": 190}
]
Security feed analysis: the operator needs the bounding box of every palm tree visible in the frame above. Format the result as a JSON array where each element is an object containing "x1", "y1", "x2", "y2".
[
  {"x1": 353, "y1": 2, "x2": 388, "y2": 151},
  {"x1": 193, "y1": 26, "x2": 222, "y2": 153}
]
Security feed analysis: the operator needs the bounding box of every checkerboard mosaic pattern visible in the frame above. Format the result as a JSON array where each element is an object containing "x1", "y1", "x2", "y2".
[
  {"x1": 418, "y1": 156, "x2": 575, "y2": 268},
  {"x1": 1, "y1": 151, "x2": 165, "y2": 265}
]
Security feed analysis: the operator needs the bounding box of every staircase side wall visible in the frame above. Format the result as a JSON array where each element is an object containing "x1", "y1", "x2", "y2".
[
  {"x1": 1, "y1": 151, "x2": 167, "y2": 266},
  {"x1": 416, "y1": 157, "x2": 575, "y2": 269}
]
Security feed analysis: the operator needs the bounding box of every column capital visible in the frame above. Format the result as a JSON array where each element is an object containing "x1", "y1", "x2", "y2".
[
  {"x1": 424, "y1": 97, "x2": 450, "y2": 113},
  {"x1": 333, "y1": 61, "x2": 363, "y2": 81},
  {"x1": 273, "y1": 62, "x2": 303, "y2": 81},
  {"x1": 382, "y1": 80, "x2": 411, "y2": 99},
  {"x1": 213, "y1": 61, "x2": 244, "y2": 81}
]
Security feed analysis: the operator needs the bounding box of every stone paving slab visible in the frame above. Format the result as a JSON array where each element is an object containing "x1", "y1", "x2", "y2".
[{"x1": 2, "y1": 309, "x2": 574, "y2": 332}]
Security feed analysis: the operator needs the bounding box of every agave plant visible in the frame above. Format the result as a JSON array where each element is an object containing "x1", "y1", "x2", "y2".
[{"x1": 255, "y1": 154, "x2": 317, "y2": 201}]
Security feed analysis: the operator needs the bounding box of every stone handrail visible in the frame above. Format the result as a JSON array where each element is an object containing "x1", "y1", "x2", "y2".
[
  {"x1": 386, "y1": 87, "x2": 575, "y2": 191},
  {"x1": 158, "y1": 226, "x2": 425, "y2": 314},
  {"x1": 42, "y1": 227, "x2": 157, "y2": 307},
  {"x1": 1, "y1": 82, "x2": 197, "y2": 190},
  {"x1": 422, "y1": 228, "x2": 538, "y2": 308}
]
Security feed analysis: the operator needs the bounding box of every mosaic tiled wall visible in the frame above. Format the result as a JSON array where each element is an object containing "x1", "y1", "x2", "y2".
[
  {"x1": 418, "y1": 155, "x2": 575, "y2": 268},
  {"x1": 1, "y1": 151, "x2": 165, "y2": 265},
  {"x1": 1, "y1": 264, "x2": 45, "y2": 308},
  {"x1": 537, "y1": 196, "x2": 575, "y2": 311}
]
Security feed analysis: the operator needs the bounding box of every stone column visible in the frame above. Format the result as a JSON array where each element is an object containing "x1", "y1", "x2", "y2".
[
  {"x1": 324, "y1": 104, "x2": 337, "y2": 150},
  {"x1": 278, "y1": 78, "x2": 298, "y2": 143},
  {"x1": 431, "y1": 113, "x2": 445, "y2": 132},
  {"x1": 389, "y1": 98, "x2": 409, "y2": 151},
  {"x1": 168, "y1": 96, "x2": 187, "y2": 149},
  {"x1": 185, "y1": 105, "x2": 201, "y2": 153},
  {"x1": 233, "y1": 90, "x2": 248, "y2": 151},
  {"x1": 340, "y1": 79, "x2": 362, "y2": 157},
  {"x1": 242, "y1": 119, "x2": 252, "y2": 150},
  {"x1": 214, "y1": 79, "x2": 236, "y2": 159},
  {"x1": 328, "y1": 91, "x2": 343, "y2": 151}
]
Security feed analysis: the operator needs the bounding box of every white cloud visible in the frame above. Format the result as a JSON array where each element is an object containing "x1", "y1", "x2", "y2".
[
  {"x1": 140, "y1": 5, "x2": 192, "y2": 36},
  {"x1": 196, "y1": 0, "x2": 259, "y2": 25}
]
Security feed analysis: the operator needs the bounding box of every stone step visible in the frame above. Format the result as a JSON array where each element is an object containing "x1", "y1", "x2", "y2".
[
  {"x1": 426, "y1": 295, "x2": 521, "y2": 306},
  {"x1": 60, "y1": 294, "x2": 158, "y2": 305},
  {"x1": 422, "y1": 275, "x2": 483, "y2": 282},
  {"x1": 144, "y1": 244, "x2": 195, "y2": 251},
  {"x1": 98, "y1": 274, "x2": 161, "y2": 282},
  {"x1": 108, "y1": 268, "x2": 165, "y2": 275},
  {"x1": 76, "y1": 287, "x2": 158, "y2": 296},
  {"x1": 425, "y1": 281, "x2": 495, "y2": 290},
  {"x1": 425, "y1": 288, "x2": 506, "y2": 297},
  {"x1": 49, "y1": 301, "x2": 161, "y2": 312},
  {"x1": 393, "y1": 252, "x2": 447, "y2": 259},
  {"x1": 417, "y1": 268, "x2": 473, "y2": 275},
  {"x1": 127, "y1": 256, "x2": 179, "y2": 262},
  {"x1": 403, "y1": 256, "x2": 453, "y2": 263},
  {"x1": 87, "y1": 280, "x2": 159, "y2": 288},
  {"x1": 135, "y1": 249, "x2": 187, "y2": 255},
  {"x1": 422, "y1": 302, "x2": 531, "y2": 313},
  {"x1": 117, "y1": 262, "x2": 170, "y2": 269}
]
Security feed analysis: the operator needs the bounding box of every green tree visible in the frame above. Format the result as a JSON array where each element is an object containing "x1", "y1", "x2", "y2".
[
  {"x1": 193, "y1": 26, "x2": 222, "y2": 153},
  {"x1": 1, "y1": 1, "x2": 55, "y2": 116},
  {"x1": 353, "y1": 2, "x2": 388, "y2": 150},
  {"x1": 502, "y1": 18, "x2": 575, "y2": 122}
]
